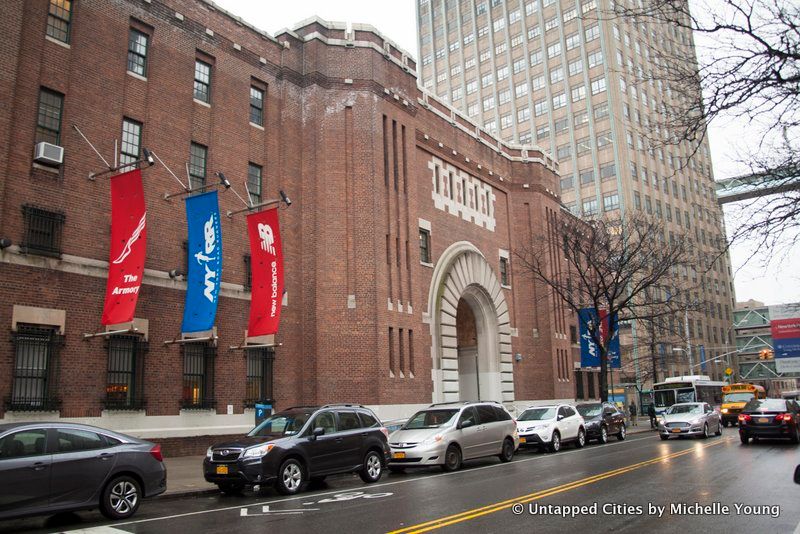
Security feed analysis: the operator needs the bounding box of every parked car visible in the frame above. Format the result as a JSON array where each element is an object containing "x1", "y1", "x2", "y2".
[
  {"x1": 387, "y1": 401, "x2": 518, "y2": 472},
  {"x1": 658, "y1": 402, "x2": 722, "y2": 440},
  {"x1": 517, "y1": 404, "x2": 586, "y2": 452},
  {"x1": 575, "y1": 402, "x2": 627, "y2": 443},
  {"x1": 0, "y1": 422, "x2": 166, "y2": 521},
  {"x1": 204, "y1": 404, "x2": 390, "y2": 495},
  {"x1": 738, "y1": 398, "x2": 800, "y2": 444}
]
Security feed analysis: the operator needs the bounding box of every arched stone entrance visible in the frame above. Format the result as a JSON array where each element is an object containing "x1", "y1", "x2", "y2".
[{"x1": 427, "y1": 242, "x2": 514, "y2": 403}]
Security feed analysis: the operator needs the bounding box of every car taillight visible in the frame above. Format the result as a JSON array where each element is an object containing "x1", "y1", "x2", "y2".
[
  {"x1": 380, "y1": 427, "x2": 389, "y2": 439},
  {"x1": 738, "y1": 414, "x2": 751, "y2": 423},
  {"x1": 775, "y1": 413, "x2": 793, "y2": 423},
  {"x1": 150, "y1": 444, "x2": 163, "y2": 462}
]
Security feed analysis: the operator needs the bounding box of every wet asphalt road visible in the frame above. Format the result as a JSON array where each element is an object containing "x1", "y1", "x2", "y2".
[{"x1": 2, "y1": 430, "x2": 799, "y2": 534}]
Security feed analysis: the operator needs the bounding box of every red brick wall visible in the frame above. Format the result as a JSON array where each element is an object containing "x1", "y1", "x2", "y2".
[{"x1": 0, "y1": 0, "x2": 572, "y2": 422}]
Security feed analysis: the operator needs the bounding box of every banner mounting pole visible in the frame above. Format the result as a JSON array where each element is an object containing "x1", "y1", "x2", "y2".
[{"x1": 227, "y1": 190, "x2": 291, "y2": 218}]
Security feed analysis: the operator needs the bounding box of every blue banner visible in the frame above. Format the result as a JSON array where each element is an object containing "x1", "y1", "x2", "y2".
[
  {"x1": 699, "y1": 345, "x2": 707, "y2": 372},
  {"x1": 181, "y1": 191, "x2": 222, "y2": 333},
  {"x1": 579, "y1": 308, "x2": 620, "y2": 368}
]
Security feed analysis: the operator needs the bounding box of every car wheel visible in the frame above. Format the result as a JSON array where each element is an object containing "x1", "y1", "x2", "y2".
[
  {"x1": 275, "y1": 458, "x2": 306, "y2": 495},
  {"x1": 359, "y1": 450, "x2": 383, "y2": 483},
  {"x1": 498, "y1": 438, "x2": 515, "y2": 462},
  {"x1": 616, "y1": 424, "x2": 626, "y2": 441},
  {"x1": 548, "y1": 432, "x2": 561, "y2": 453},
  {"x1": 701, "y1": 423, "x2": 709, "y2": 439},
  {"x1": 100, "y1": 475, "x2": 141, "y2": 520},
  {"x1": 740, "y1": 432, "x2": 749, "y2": 445},
  {"x1": 388, "y1": 466, "x2": 406, "y2": 474},
  {"x1": 217, "y1": 482, "x2": 245, "y2": 495},
  {"x1": 441, "y1": 444, "x2": 462, "y2": 472},
  {"x1": 598, "y1": 425, "x2": 609, "y2": 444},
  {"x1": 715, "y1": 422, "x2": 722, "y2": 436},
  {"x1": 575, "y1": 428, "x2": 586, "y2": 448},
  {"x1": 791, "y1": 427, "x2": 800, "y2": 444},
  {"x1": 660, "y1": 435, "x2": 669, "y2": 441}
]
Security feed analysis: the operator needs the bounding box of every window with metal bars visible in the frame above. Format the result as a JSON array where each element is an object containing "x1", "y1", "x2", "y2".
[
  {"x1": 244, "y1": 347, "x2": 275, "y2": 407},
  {"x1": 8, "y1": 326, "x2": 63, "y2": 411},
  {"x1": 127, "y1": 28, "x2": 149, "y2": 76},
  {"x1": 46, "y1": 0, "x2": 72, "y2": 44},
  {"x1": 35, "y1": 88, "x2": 64, "y2": 145},
  {"x1": 181, "y1": 343, "x2": 216, "y2": 409},
  {"x1": 21, "y1": 205, "x2": 65, "y2": 257},
  {"x1": 104, "y1": 335, "x2": 148, "y2": 410},
  {"x1": 188, "y1": 142, "x2": 207, "y2": 188}
]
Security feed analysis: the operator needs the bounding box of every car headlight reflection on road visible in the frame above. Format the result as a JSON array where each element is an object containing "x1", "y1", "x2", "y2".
[{"x1": 243, "y1": 443, "x2": 275, "y2": 458}]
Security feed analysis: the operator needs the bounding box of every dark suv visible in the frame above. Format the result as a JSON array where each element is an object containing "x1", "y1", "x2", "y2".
[{"x1": 203, "y1": 404, "x2": 390, "y2": 495}]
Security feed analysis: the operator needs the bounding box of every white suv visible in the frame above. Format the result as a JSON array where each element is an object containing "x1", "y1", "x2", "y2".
[{"x1": 516, "y1": 404, "x2": 586, "y2": 452}]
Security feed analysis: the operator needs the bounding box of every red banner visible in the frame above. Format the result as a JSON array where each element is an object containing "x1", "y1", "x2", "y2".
[
  {"x1": 247, "y1": 207, "x2": 284, "y2": 336},
  {"x1": 102, "y1": 169, "x2": 147, "y2": 325}
]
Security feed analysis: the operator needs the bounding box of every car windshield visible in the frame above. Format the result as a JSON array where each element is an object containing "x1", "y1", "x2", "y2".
[
  {"x1": 666, "y1": 404, "x2": 702, "y2": 415},
  {"x1": 519, "y1": 407, "x2": 556, "y2": 421},
  {"x1": 723, "y1": 393, "x2": 754, "y2": 403},
  {"x1": 744, "y1": 399, "x2": 787, "y2": 412},
  {"x1": 576, "y1": 405, "x2": 602, "y2": 418},
  {"x1": 403, "y1": 409, "x2": 459, "y2": 429},
  {"x1": 247, "y1": 411, "x2": 312, "y2": 437}
]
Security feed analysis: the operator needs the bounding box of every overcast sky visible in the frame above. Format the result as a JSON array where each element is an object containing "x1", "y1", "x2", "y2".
[{"x1": 214, "y1": 0, "x2": 798, "y2": 307}]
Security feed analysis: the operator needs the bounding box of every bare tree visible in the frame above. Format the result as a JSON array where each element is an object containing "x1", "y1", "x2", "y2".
[
  {"x1": 606, "y1": 0, "x2": 800, "y2": 255},
  {"x1": 515, "y1": 211, "x2": 703, "y2": 401}
]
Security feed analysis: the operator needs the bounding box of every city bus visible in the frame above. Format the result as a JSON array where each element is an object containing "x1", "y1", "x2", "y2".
[
  {"x1": 720, "y1": 383, "x2": 767, "y2": 427},
  {"x1": 652, "y1": 376, "x2": 726, "y2": 415}
]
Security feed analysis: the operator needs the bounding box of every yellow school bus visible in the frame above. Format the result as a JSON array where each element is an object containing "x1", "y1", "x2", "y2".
[{"x1": 720, "y1": 383, "x2": 766, "y2": 426}]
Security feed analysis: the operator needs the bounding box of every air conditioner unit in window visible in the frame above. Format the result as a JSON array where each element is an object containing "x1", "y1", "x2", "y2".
[{"x1": 33, "y1": 142, "x2": 64, "y2": 166}]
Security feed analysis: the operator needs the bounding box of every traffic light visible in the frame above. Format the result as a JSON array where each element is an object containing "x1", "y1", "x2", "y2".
[{"x1": 759, "y1": 349, "x2": 774, "y2": 360}]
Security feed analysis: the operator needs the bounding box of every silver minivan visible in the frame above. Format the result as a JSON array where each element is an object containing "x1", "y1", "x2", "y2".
[{"x1": 387, "y1": 401, "x2": 519, "y2": 472}]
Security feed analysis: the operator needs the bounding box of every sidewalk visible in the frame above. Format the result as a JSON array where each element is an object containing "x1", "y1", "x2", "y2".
[{"x1": 159, "y1": 425, "x2": 658, "y2": 499}]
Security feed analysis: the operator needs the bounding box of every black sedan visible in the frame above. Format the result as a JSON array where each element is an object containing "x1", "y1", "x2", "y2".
[
  {"x1": 738, "y1": 398, "x2": 800, "y2": 444},
  {"x1": 575, "y1": 402, "x2": 627, "y2": 444},
  {"x1": 0, "y1": 422, "x2": 166, "y2": 521}
]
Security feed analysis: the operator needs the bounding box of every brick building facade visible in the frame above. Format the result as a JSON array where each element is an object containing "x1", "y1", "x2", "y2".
[{"x1": 0, "y1": 0, "x2": 588, "y2": 452}]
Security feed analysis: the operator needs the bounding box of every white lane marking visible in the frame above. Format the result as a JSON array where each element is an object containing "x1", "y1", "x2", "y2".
[
  {"x1": 65, "y1": 528, "x2": 132, "y2": 533},
  {"x1": 113, "y1": 433, "x2": 669, "y2": 527},
  {"x1": 240, "y1": 505, "x2": 319, "y2": 517}
]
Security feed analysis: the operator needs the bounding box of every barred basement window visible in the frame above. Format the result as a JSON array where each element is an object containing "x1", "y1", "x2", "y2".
[
  {"x1": 46, "y1": 0, "x2": 72, "y2": 44},
  {"x1": 105, "y1": 335, "x2": 147, "y2": 410},
  {"x1": 244, "y1": 347, "x2": 275, "y2": 407},
  {"x1": 21, "y1": 205, "x2": 65, "y2": 257},
  {"x1": 8, "y1": 326, "x2": 63, "y2": 411},
  {"x1": 181, "y1": 342, "x2": 216, "y2": 409}
]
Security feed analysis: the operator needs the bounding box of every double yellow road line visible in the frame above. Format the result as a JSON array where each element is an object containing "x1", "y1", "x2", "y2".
[{"x1": 388, "y1": 438, "x2": 730, "y2": 533}]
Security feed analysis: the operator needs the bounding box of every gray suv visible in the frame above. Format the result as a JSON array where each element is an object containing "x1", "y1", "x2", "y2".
[{"x1": 388, "y1": 401, "x2": 519, "y2": 472}]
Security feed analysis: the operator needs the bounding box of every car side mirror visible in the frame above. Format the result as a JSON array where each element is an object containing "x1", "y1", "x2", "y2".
[
  {"x1": 794, "y1": 464, "x2": 800, "y2": 485},
  {"x1": 459, "y1": 420, "x2": 474, "y2": 429},
  {"x1": 310, "y1": 427, "x2": 325, "y2": 440},
  {"x1": 557, "y1": 414, "x2": 564, "y2": 421}
]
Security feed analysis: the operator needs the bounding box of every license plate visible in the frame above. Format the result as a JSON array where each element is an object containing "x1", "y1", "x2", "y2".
[
  {"x1": 216, "y1": 465, "x2": 229, "y2": 475},
  {"x1": 392, "y1": 452, "x2": 406, "y2": 459},
  {"x1": 671, "y1": 428, "x2": 682, "y2": 433},
  {"x1": 758, "y1": 418, "x2": 768, "y2": 423},
  {"x1": 519, "y1": 437, "x2": 527, "y2": 443}
]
